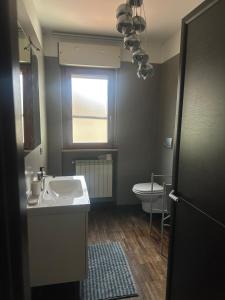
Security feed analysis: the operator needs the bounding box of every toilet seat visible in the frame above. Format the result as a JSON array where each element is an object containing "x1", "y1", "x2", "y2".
[{"x1": 132, "y1": 182, "x2": 163, "y2": 194}]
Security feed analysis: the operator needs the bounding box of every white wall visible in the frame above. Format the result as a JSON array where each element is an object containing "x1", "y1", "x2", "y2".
[
  {"x1": 17, "y1": 0, "x2": 42, "y2": 48},
  {"x1": 43, "y1": 31, "x2": 181, "y2": 64},
  {"x1": 43, "y1": 33, "x2": 162, "y2": 64},
  {"x1": 18, "y1": 31, "x2": 31, "y2": 62},
  {"x1": 161, "y1": 30, "x2": 181, "y2": 63}
]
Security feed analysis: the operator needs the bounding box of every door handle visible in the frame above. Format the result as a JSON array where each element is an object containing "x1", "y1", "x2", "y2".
[{"x1": 169, "y1": 190, "x2": 179, "y2": 203}]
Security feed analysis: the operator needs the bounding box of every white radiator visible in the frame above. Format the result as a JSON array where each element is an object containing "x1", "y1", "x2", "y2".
[{"x1": 75, "y1": 160, "x2": 113, "y2": 199}]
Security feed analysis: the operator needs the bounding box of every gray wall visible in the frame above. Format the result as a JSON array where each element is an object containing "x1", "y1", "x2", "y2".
[
  {"x1": 44, "y1": 57, "x2": 178, "y2": 205},
  {"x1": 116, "y1": 62, "x2": 161, "y2": 205},
  {"x1": 45, "y1": 57, "x2": 63, "y2": 176},
  {"x1": 154, "y1": 55, "x2": 179, "y2": 177},
  {"x1": 45, "y1": 59, "x2": 161, "y2": 205}
]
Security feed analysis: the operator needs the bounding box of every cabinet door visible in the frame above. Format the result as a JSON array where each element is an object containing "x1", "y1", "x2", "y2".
[{"x1": 28, "y1": 212, "x2": 87, "y2": 286}]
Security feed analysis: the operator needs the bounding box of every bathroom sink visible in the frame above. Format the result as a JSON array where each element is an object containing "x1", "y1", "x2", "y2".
[
  {"x1": 27, "y1": 176, "x2": 90, "y2": 215},
  {"x1": 48, "y1": 179, "x2": 83, "y2": 199}
]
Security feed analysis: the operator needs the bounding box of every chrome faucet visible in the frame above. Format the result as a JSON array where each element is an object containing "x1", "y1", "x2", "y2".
[{"x1": 37, "y1": 167, "x2": 47, "y2": 191}]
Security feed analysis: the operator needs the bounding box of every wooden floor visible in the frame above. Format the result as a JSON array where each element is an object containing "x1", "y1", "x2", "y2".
[{"x1": 88, "y1": 205, "x2": 169, "y2": 300}]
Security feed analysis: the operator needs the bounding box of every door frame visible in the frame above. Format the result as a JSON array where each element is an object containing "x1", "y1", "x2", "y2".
[
  {"x1": 166, "y1": 0, "x2": 220, "y2": 299},
  {"x1": 0, "y1": 0, "x2": 30, "y2": 299}
]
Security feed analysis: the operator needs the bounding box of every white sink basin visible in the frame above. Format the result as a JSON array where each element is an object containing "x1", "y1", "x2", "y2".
[
  {"x1": 47, "y1": 179, "x2": 83, "y2": 199},
  {"x1": 27, "y1": 176, "x2": 90, "y2": 215}
]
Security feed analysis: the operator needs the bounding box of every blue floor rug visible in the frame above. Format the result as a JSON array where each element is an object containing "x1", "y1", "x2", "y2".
[{"x1": 81, "y1": 242, "x2": 138, "y2": 300}]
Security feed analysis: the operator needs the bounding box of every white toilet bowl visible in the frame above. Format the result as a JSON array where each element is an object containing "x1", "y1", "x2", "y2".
[{"x1": 132, "y1": 182, "x2": 164, "y2": 213}]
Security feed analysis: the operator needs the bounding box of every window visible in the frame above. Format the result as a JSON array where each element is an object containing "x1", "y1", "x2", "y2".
[
  {"x1": 72, "y1": 76, "x2": 108, "y2": 143},
  {"x1": 62, "y1": 67, "x2": 115, "y2": 148}
]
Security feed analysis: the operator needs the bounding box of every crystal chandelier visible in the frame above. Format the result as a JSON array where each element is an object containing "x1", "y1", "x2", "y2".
[{"x1": 116, "y1": 0, "x2": 154, "y2": 80}]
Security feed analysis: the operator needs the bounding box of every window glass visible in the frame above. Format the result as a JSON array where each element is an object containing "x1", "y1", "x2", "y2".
[
  {"x1": 71, "y1": 76, "x2": 108, "y2": 143},
  {"x1": 73, "y1": 118, "x2": 107, "y2": 143}
]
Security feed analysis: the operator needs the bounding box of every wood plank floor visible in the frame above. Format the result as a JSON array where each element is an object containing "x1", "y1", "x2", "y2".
[{"x1": 88, "y1": 205, "x2": 169, "y2": 300}]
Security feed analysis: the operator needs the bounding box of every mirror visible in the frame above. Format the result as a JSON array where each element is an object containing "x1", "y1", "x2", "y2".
[{"x1": 18, "y1": 27, "x2": 41, "y2": 154}]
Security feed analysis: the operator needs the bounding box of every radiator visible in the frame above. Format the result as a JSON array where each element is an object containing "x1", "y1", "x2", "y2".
[{"x1": 75, "y1": 160, "x2": 113, "y2": 199}]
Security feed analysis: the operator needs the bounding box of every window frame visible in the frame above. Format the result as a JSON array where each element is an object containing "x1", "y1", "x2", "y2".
[{"x1": 61, "y1": 66, "x2": 115, "y2": 149}]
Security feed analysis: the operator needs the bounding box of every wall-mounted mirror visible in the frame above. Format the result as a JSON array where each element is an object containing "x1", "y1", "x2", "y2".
[{"x1": 18, "y1": 27, "x2": 41, "y2": 154}]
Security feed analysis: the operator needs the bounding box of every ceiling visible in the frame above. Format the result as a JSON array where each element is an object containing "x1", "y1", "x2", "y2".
[{"x1": 33, "y1": 0, "x2": 204, "y2": 42}]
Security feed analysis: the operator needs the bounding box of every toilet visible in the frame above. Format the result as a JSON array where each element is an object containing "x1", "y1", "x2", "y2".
[{"x1": 132, "y1": 182, "x2": 164, "y2": 213}]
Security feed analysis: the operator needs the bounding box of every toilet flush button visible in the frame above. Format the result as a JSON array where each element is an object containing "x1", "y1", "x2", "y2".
[{"x1": 164, "y1": 137, "x2": 173, "y2": 149}]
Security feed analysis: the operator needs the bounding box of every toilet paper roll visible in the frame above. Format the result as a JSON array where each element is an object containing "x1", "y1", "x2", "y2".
[{"x1": 31, "y1": 180, "x2": 41, "y2": 196}]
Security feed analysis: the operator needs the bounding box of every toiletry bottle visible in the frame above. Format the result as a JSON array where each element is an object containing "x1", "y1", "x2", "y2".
[{"x1": 39, "y1": 167, "x2": 46, "y2": 190}]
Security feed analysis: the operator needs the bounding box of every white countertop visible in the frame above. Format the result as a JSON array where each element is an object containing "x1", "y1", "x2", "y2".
[{"x1": 27, "y1": 176, "x2": 90, "y2": 216}]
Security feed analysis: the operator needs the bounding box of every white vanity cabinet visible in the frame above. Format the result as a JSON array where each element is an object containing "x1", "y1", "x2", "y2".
[
  {"x1": 27, "y1": 176, "x2": 90, "y2": 287},
  {"x1": 28, "y1": 210, "x2": 88, "y2": 287}
]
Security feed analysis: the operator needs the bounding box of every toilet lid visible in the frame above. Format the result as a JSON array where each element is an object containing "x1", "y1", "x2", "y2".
[{"x1": 133, "y1": 182, "x2": 163, "y2": 194}]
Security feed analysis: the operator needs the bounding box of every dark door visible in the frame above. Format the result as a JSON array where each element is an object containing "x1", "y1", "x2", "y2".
[
  {"x1": 166, "y1": 1, "x2": 225, "y2": 299},
  {"x1": 0, "y1": 0, "x2": 30, "y2": 299}
]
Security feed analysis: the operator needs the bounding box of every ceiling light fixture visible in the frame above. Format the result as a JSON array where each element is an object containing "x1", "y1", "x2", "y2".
[
  {"x1": 128, "y1": 0, "x2": 143, "y2": 7},
  {"x1": 137, "y1": 62, "x2": 154, "y2": 80},
  {"x1": 116, "y1": 14, "x2": 133, "y2": 34},
  {"x1": 124, "y1": 32, "x2": 141, "y2": 51},
  {"x1": 116, "y1": 0, "x2": 153, "y2": 80}
]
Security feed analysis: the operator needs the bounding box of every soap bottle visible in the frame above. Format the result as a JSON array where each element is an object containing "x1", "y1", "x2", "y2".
[{"x1": 28, "y1": 179, "x2": 41, "y2": 206}]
